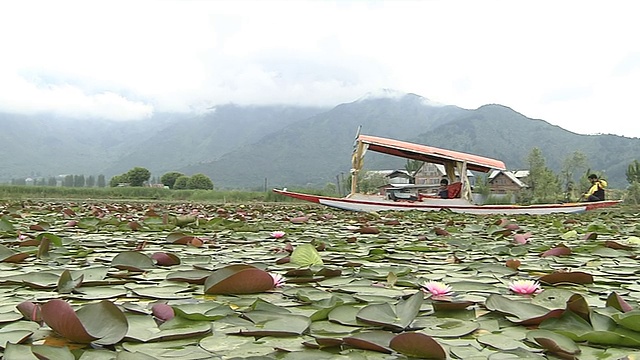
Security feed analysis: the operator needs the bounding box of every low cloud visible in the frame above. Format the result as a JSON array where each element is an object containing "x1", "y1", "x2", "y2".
[{"x1": 0, "y1": 72, "x2": 153, "y2": 121}]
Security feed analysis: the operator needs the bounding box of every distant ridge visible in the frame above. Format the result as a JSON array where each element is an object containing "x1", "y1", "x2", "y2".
[{"x1": 1, "y1": 91, "x2": 638, "y2": 189}]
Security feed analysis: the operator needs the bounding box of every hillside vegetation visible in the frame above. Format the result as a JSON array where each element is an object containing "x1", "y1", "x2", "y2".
[{"x1": 2, "y1": 93, "x2": 639, "y2": 189}]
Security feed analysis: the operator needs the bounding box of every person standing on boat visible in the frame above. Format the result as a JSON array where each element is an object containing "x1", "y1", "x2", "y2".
[{"x1": 582, "y1": 174, "x2": 607, "y2": 202}]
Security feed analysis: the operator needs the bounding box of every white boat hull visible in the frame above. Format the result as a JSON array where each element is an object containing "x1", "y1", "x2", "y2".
[{"x1": 274, "y1": 189, "x2": 620, "y2": 215}]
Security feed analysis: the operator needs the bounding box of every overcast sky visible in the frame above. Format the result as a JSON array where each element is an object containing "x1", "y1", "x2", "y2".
[{"x1": 1, "y1": 0, "x2": 639, "y2": 137}]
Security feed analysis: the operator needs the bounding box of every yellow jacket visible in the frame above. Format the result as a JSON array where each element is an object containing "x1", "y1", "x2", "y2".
[{"x1": 585, "y1": 179, "x2": 607, "y2": 197}]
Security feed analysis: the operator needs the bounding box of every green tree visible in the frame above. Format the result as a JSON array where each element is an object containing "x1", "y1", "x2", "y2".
[
  {"x1": 626, "y1": 160, "x2": 640, "y2": 205},
  {"x1": 524, "y1": 148, "x2": 561, "y2": 203},
  {"x1": 97, "y1": 174, "x2": 106, "y2": 188},
  {"x1": 186, "y1": 173, "x2": 214, "y2": 190},
  {"x1": 109, "y1": 174, "x2": 129, "y2": 187},
  {"x1": 358, "y1": 171, "x2": 388, "y2": 194},
  {"x1": 323, "y1": 182, "x2": 338, "y2": 195},
  {"x1": 626, "y1": 160, "x2": 640, "y2": 184},
  {"x1": 627, "y1": 181, "x2": 640, "y2": 205},
  {"x1": 48, "y1": 177, "x2": 57, "y2": 187},
  {"x1": 561, "y1": 151, "x2": 588, "y2": 200},
  {"x1": 86, "y1": 175, "x2": 95, "y2": 187},
  {"x1": 73, "y1": 175, "x2": 85, "y2": 187},
  {"x1": 473, "y1": 174, "x2": 491, "y2": 196},
  {"x1": 125, "y1": 167, "x2": 151, "y2": 187},
  {"x1": 173, "y1": 175, "x2": 190, "y2": 190},
  {"x1": 63, "y1": 175, "x2": 74, "y2": 187},
  {"x1": 404, "y1": 159, "x2": 424, "y2": 184},
  {"x1": 161, "y1": 172, "x2": 185, "y2": 189}
]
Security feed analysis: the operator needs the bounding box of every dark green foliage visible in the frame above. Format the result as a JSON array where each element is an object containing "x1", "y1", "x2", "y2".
[
  {"x1": 173, "y1": 176, "x2": 189, "y2": 190},
  {"x1": 0, "y1": 185, "x2": 269, "y2": 202},
  {"x1": 627, "y1": 181, "x2": 640, "y2": 205},
  {"x1": 73, "y1": 175, "x2": 85, "y2": 187},
  {"x1": 160, "y1": 172, "x2": 185, "y2": 189},
  {"x1": 358, "y1": 171, "x2": 387, "y2": 194},
  {"x1": 626, "y1": 160, "x2": 640, "y2": 184},
  {"x1": 86, "y1": 175, "x2": 95, "y2": 188},
  {"x1": 63, "y1": 175, "x2": 74, "y2": 187},
  {"x1": 125, "y1": 167, "x2": 151, "y2": 187},
  {"x1": 97, "y1": 175, "x2": 106, "y2": 188},
  {"x1": 521, "y1": 148, "x2": 562, "y2": 203},
  {"x1": 109, "y1": 174, "x2": 128, "y2": 187},
  {"x1": 186, "y1": 174, "x2": 214, "y2": 190}
]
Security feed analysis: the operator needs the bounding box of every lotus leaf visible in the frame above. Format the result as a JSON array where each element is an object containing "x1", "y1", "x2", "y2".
[
  {"x1": 606, "y1": 292, "x2": 634, "y2": 312},
  {"x1": 290, "y1": 244, "x2": 323, "y2": 266},
  {"x1": 356, "y1": 292, "x2": 423, "y2": 331},
  {"x1": 485, "y1": 294, "x2": 564, "y2": 325},
  {"x1": 232, "y1": 312, "x2": 311, "y2": 337},
  {"x1": 0, "y1": 244, "x2": 30, "y2": 263},
  {"x1": 389, "y1": 332, "x2": 446, "y2": 359},
  {"x1": 526, "y1": 329, "x2": 580, "y2": 359},
  {"x1": 111, "y1": 251, "x2": 155, "y2": 271},
  {"x1": 343, "y1": 331, "x2": 394, "y2": 353},
  {"x1": 204, "y1": 264, "x2": 274, "y2": 294},
  {"x1": 41, "y1": 299, "x2": 128, "y2": 345},
  {"x1": 57, "y1": 269, "x2": 84, "y2": 293}
]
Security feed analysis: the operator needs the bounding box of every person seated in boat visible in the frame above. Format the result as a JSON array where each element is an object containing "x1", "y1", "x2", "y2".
[
  {"x1": 582, "y1": 174, "x2": 607, "y2": 202},
  {"x1": 437, "y1": 178, "x2": 449, "y2": 199}
]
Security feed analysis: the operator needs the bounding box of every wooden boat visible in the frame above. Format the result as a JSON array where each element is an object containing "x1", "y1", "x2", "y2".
[{"x1": 273, "y1": 134, "x2": 621, "y2": 215}]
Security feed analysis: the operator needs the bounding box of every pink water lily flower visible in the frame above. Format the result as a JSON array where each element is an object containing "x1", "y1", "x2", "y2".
[
  {"x1": 270, "y1": 272, "x2": 286, "y2": 288},
  {"x1": 509, "y1": 279, "x2": 542, "y2": 295},
  {"x1": 271, "y1": 231, "x2": 286, "y2": 239},
  {"x1": 422, "y1": 281, "x2": 453, "y2": 296}
]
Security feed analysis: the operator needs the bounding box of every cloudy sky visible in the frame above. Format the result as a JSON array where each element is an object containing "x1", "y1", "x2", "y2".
[{"x1": 1, "y1": 0, "x2": 639, "y2": 137}]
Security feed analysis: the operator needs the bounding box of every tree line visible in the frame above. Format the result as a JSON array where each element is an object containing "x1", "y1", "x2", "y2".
[
  {"x1": 11, "y1": 174, "x2": 107, "y2": 187},
  {"x1": 9, "y1": 167, "x2": 215, "y2": 190}
]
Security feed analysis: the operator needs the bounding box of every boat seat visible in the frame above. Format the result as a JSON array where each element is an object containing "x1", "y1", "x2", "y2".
[{"x1": 447, "y1": 182, "x2": 462, "y2": 199}]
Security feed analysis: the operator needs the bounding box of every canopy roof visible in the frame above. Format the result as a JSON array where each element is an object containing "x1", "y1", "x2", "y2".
[{"x1": 357, "y1": 135, "x2": 506, "y2": 173}]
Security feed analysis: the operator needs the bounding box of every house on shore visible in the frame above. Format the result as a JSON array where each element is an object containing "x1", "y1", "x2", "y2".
[{"x1": 488, "y1": 170, "x2": 529, "y2": 194}]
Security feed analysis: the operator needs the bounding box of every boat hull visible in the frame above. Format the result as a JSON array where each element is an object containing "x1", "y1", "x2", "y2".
[{"x1": 273, "y1": 189, "x2": 621, "y2": 215}]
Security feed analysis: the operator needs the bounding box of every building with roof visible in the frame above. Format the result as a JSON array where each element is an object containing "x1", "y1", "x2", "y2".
[
  {"x1": 488, "y1": 170, "x2": 529, "y2": 194},
  {"x1": 414, "y1": 163, "x2": 475, "y2": 187}
]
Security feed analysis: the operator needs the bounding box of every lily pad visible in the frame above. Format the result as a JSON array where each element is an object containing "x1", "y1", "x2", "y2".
[
  {"x1": 111, "y1": 251, "x2": 155, "y2": 271},
  {"x1": 290, "y1": 244, "x2": 324, "y2": 266},
  {"x1": 40, "y1": 299, "x2": 128, "y2": 345},
  {"x1": 204, "y1": 264, "x2": 275, "y2": 294},
  {"x1": 526, "y1": 329, "x2": 580, "y2": 358},
  {"x1": 389, "y1": 332, "x2": 447, "y2": 359},
  {"x1": 356, "y1": 292, "x2": 423, "y2": 331}
]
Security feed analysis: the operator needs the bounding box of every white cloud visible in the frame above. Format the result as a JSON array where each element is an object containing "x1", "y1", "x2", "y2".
[{"x1": 0, "y1": 0, "x2": 639, "y2": 137}]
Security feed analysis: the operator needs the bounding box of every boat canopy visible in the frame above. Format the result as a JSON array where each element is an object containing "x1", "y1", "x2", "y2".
[
  {"x1": 349, "y1": 135, "x2": 507, "y2": 201},
  {"x1": 356, "y1": 135, "x2": 506, "y2": 172}
]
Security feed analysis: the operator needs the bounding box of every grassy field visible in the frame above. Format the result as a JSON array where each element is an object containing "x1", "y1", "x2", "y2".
[{"x1": 0, "y1": 185, "x2": 320, "y2": 203}]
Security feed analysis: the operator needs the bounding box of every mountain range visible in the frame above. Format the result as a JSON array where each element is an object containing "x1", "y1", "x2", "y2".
[{"x1": 2, "y1": 91, "x2": 638, "y2": 189}]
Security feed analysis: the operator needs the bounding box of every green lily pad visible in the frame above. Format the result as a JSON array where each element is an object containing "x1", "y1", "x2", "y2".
[
  {"x1": 485, "y1": 294, "x2": 564, "y2": 325},
  {"x1": 526, "y1": 329, "x2": 580, "y2": 358},
  {"x1": 356, "y1": 291, "x2": 423, "y2": 331},
  {"x1": 230, "y1": 313, "x2": 311, "y2": 337},
  {"x1": 204, "y1": 264, "x2": 274, "y2": 294},
  {"x1": 40, "y1": 299, "x2": 128, "y2": 345},
  {"x1": 389, "y1": 332, "x2": 447, "y2": 359},
  {"x1": 343, "y1": 331, "x2": 394, "y2": 354},
  {"x1": 111, "y1": 251, "x2": 155, "y2": 271},
  {"x1": 290, "y1": 244, "x2": 323, "y2": 266}
]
